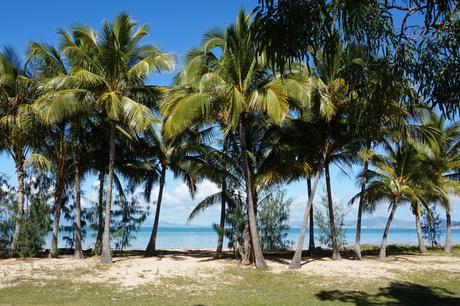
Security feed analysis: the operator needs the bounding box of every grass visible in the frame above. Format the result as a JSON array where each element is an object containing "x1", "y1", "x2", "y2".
[
  {"x1": 1, "y1": 267, "x2": 459, "y2": 305},
  {"x1": 1, "y1": 246, "x2": 460, "y2": 305}
]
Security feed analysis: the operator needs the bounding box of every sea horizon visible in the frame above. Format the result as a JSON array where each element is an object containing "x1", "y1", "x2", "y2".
[{"x1": 47, "y1": 226, "x2": 460, "y2": 250}]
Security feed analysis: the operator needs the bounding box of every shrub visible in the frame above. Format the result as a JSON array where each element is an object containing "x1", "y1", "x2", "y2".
[
  {"x1": 16, "y1": 194, "x2": 52, "y2": 257},
  {"x1": 314, "y1": 194, "x2": 347, "y2": 248}
]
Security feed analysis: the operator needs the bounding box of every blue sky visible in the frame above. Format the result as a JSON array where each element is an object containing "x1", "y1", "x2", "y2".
[{"x1": 1, "y1": 0, "x2": 458, "y2": 226}]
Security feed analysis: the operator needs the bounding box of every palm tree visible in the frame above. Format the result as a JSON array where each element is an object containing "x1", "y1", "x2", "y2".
[
  {"x1": 161, "y1": 10, "x2": 309, "y2": 268},
  {"x1": 46, "y1": 13, "x2": 174, "y2": 263},
  {"x1": 28, "y1": 42, "x2": 89, "y2": 259},
  {"x1": 125, "y1": 126, "x2": 206, "y2": 256},
  {"x1": 358, "y1": 141, "x2": 436, "y2": 260},
  {"x1": 29, "y1": 124, "x2": 74, "y2": 258},
  {"x1": 421, "y1": 116, "x2": 460, "y2": 253},
  {"x1": 348, "y1": 55, "x2": 414, "y2": 260},
  {"x1": 0, "y1": 47, "x2": 40, "y2": 257},
  {"x1": 186, "y1": 116, "x2": 294, "y2": 261},
  {"x1": 289, "y1": 36, "x2": 358, "y2": 267}
]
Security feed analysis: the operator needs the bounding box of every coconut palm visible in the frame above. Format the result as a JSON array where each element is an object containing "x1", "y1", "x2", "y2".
[
  {"x1": 0, "y1": 47, "x2": 40, "y2": 257},
  {"x1": 422, "y1": 116, "x2": 460, "y2": 253},
  {"x1": 184, "y1": 132, "x2": 237, "y2": 257},
  {"x1": 186, "y1": 115, "x2": 296, "y2": 261},
  {"x1": 28, "y1": 42, "x2": 90, "y2": 258},
  {"x1": 124, "y1": 125, "x2": 211, "y2": 256},
  {"x1": 161, "y1": 10, "x2": 310, "y2": 268},
  {"x1": 357, "y1": 140, "x2": 439, "y2": 260},
  {"x1": 29, "y1": 124, "x2": 74, "y2": 258},
  {"x1": 289, "y1": 36, "x2": 359, "y2": 267},
  {"x1": 44, "y1": 13, "x2": 174, "y2": 263},
  {"x1": 347, "y1": 55, "x2": 417, "y2": 260}
]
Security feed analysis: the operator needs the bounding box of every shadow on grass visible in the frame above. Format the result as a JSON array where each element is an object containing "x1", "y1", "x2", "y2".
[{"x1": 316, "y1": 281, "x2": 460, "y2": 306}]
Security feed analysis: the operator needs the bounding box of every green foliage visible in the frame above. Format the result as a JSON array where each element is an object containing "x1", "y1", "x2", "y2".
[
  {"x1": 315, "y1": 194, "x2": 346, "y2": 248},
  {"x1": 0, "y1": 175, "x2": 16, "y2": 251},
  {"x1": 16, "y1": 194, "x2": 51, "y2": 257},
  {"x1": 422, "y1": 205, "x2": 441, "y2": 248},
  {"x1": 223, "y1": 192, "x2": 246, "y2": 256},
  {"x1": 60, "y1": 201, "x2": 89, "y2": 249},
  {"x1": 257, "y1": 189, "x2": 292, "y2": 250},
  {"x1": 111, "y1": 195, "x2": 148, "y2": 251}
]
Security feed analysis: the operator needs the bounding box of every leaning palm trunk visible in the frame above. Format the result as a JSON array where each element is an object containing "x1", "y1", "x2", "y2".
[
  {"x1": 73, "y1": 144, "x2": 84, "y2": 259},
  {"x1": 354, "y1": 160, "x2": 369, "y2": 260},
  {"x1": 216, "y1": 177, "x2": 226, "y2": 256},
  {"x1": 325, "y1": 162, "x2": 341, "y2": 260},
  {"x1": 379, "y1": 203, "x2": 397, "y2": 260},
  {"x1": 9, "y1": 160, "x2": 25, "y2": 257},
  {"x1": 100, "y1": 124, "x2": 116, "y2": 263},
  {"x1": 239, "y1": 115, "x2": 267, "y2": 269},
  {"x1": 415, "y1": 211, "x2": 428, "y2": 254},
  {"x1": 289, "y1": 162, "x2": 323, "y2": 269},
  {"x1": 94, "y1": 171, "x2": 104, "y2": 255},
  {"x1": 307, "y1": 178, "x2": 315, "y2": 256},
  {"x1": 50, "y1": 179, "x2": 64, "y2": 258},
  {"x1": 145, "y1": 166, "x2": 167, "y2": 257},
  {"x1": 444, "y1": 209, "x2": 452, "y2": 253}
]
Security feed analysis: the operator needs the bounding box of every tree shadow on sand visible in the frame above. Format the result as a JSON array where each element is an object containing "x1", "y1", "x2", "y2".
[{"x1": 316, "y1": 281, "x2": 460, "y2": 306}]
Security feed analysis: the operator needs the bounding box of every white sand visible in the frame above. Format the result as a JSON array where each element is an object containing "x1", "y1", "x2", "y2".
[{"x1": 1, "y1": 250, "x2": 460, "y2": 288}]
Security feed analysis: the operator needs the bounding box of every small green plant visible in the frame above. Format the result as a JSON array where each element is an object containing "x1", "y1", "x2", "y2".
[
  {"x1": 0, "y1": 175, "x2": 16, "y2": 251},
  {"x1": 314, "y1": 194, "x2": 347, "y2": 248},
  {"x1": 111, "y1": 195, "x2": 148, "y2": 251},
  {"x1": 422, "y1": 204, "x2": 441, "y2": 248},
  {"x1": 257, "y1": 189, "x2": 292, "y2": 250},
  {"x1": 16, "y1": 194, "x2": 52, "y2": 257}
]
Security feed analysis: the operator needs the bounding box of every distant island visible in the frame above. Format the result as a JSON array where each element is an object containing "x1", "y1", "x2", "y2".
[{"x1": 289, "y1": 217, "x2": 460, "y2": 229}]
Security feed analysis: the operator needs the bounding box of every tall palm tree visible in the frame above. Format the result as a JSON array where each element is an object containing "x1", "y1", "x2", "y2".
[
  {"x1": 125, "y1": 126, "x2": 207, "y2": 256},
  {"x1": 0, "y1": 47, "x2": 40, "y2": 257},
  {"x1": 28, "y1": 42, "x2": 89, "y2": 259},
  {"x1": 187, "y1": 116, "x2": 294, "y2": 260},
  {"x1": 45, "y1": 13, "x2": 174, "y2": 263},
  {"x1": 161, "y1": 10, "x2": 309, "y2": 268},
  {"x1": 357, "y1": 141, "x2": 437, "y2": 260},
  {"x1": 28, "y1": 124, "x2": 74, "y2": 258},
  {"x1": 289, "y1": 36, "x2": 357, "y2": 267},
  {"x1": 348, "y1": 55, "x2": 414, "y2": 260},
  {"x1": 422, "y1": 116, "x2": 460, "y2": 253}
]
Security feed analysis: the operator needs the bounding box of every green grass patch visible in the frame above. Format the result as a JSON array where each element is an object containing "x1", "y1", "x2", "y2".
[{"x1": 1, "y1": 266, "x2": 460, "y2": 305}]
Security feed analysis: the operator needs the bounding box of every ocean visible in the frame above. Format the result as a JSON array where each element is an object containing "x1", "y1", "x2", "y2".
[{"x1": 47, "y1": 226, "x2": 460, "y2": 250}]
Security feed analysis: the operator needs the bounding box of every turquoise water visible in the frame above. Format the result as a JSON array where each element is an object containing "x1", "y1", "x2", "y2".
[{"x1": 48, "y1": 227, "x2": 460, "y2": 250}]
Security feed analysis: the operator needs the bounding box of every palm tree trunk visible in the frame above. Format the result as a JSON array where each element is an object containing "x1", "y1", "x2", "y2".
[
  {"x1": 239, "y1": 115, "x2": 267, "y2": 269},
  {"x1": 307, "y1": 178, "x2": 315, "y2": 256},
  {"x1": 94, "y1": 171, "x2": 104, "y2": 255},
  {"x1": 289, "y1": 163, "x2": 323, "y2": 269},
  {"x1": 354, "y1": 159, "x2": 369, "y2": 261},
  {"x1": 415, "y1": 211, "x2": 428, "y2": 254},
  {"x1": 241, "y1": 219, "x2": 253, "y2": 264},
  {"x1": 379, "y1": 203, "x2": 397, "y2": 260},
  {"x1": 325, "y1": 161, "x2": 341, "y2": 260},
  {"x1": 9, "y1": 160, "x2": 25, "y2": 257},
  {"x1": 100, "y1": 123, "x2": 116, "y2": 264},
  {"x1": 216, "y1": 177, "x2": 226, "y2": 256},
  {"x1": 73, "y1": 146, "x2": 84, "y2": 259},
  {"x1": 444, "y1": 209, "x2": 452, "y2": 253},
  {"x1": 50, "y1": 178, "x2": 63, "y2": 258},
  {"x1": 145, "y1": 165, "x2": 167, "y2": 257}
]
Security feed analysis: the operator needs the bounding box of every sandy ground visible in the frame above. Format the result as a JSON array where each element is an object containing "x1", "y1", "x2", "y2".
[{"x1": 1, "y1": 250, "x2": 460, "y2": 288}]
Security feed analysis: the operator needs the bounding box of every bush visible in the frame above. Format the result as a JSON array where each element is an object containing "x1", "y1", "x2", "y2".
[
  {"x1": 314, "y1": 194, "x2": 347, "y2": 248},
  {"x1": 257, "y1": 189, "x2": 292, "y2": 250},
  {"x1": 422, "y1": 204, "x2": 441, "y2": 248},
  {"x1": 111, "y1": 195, "x2": 148, "y2": 251},
  {"x1": 0, "y1": 175, "x2": 16, "y2": 252},
  {"x1": 16, "y1": 193, "x2": 51, "y2": 257}
]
